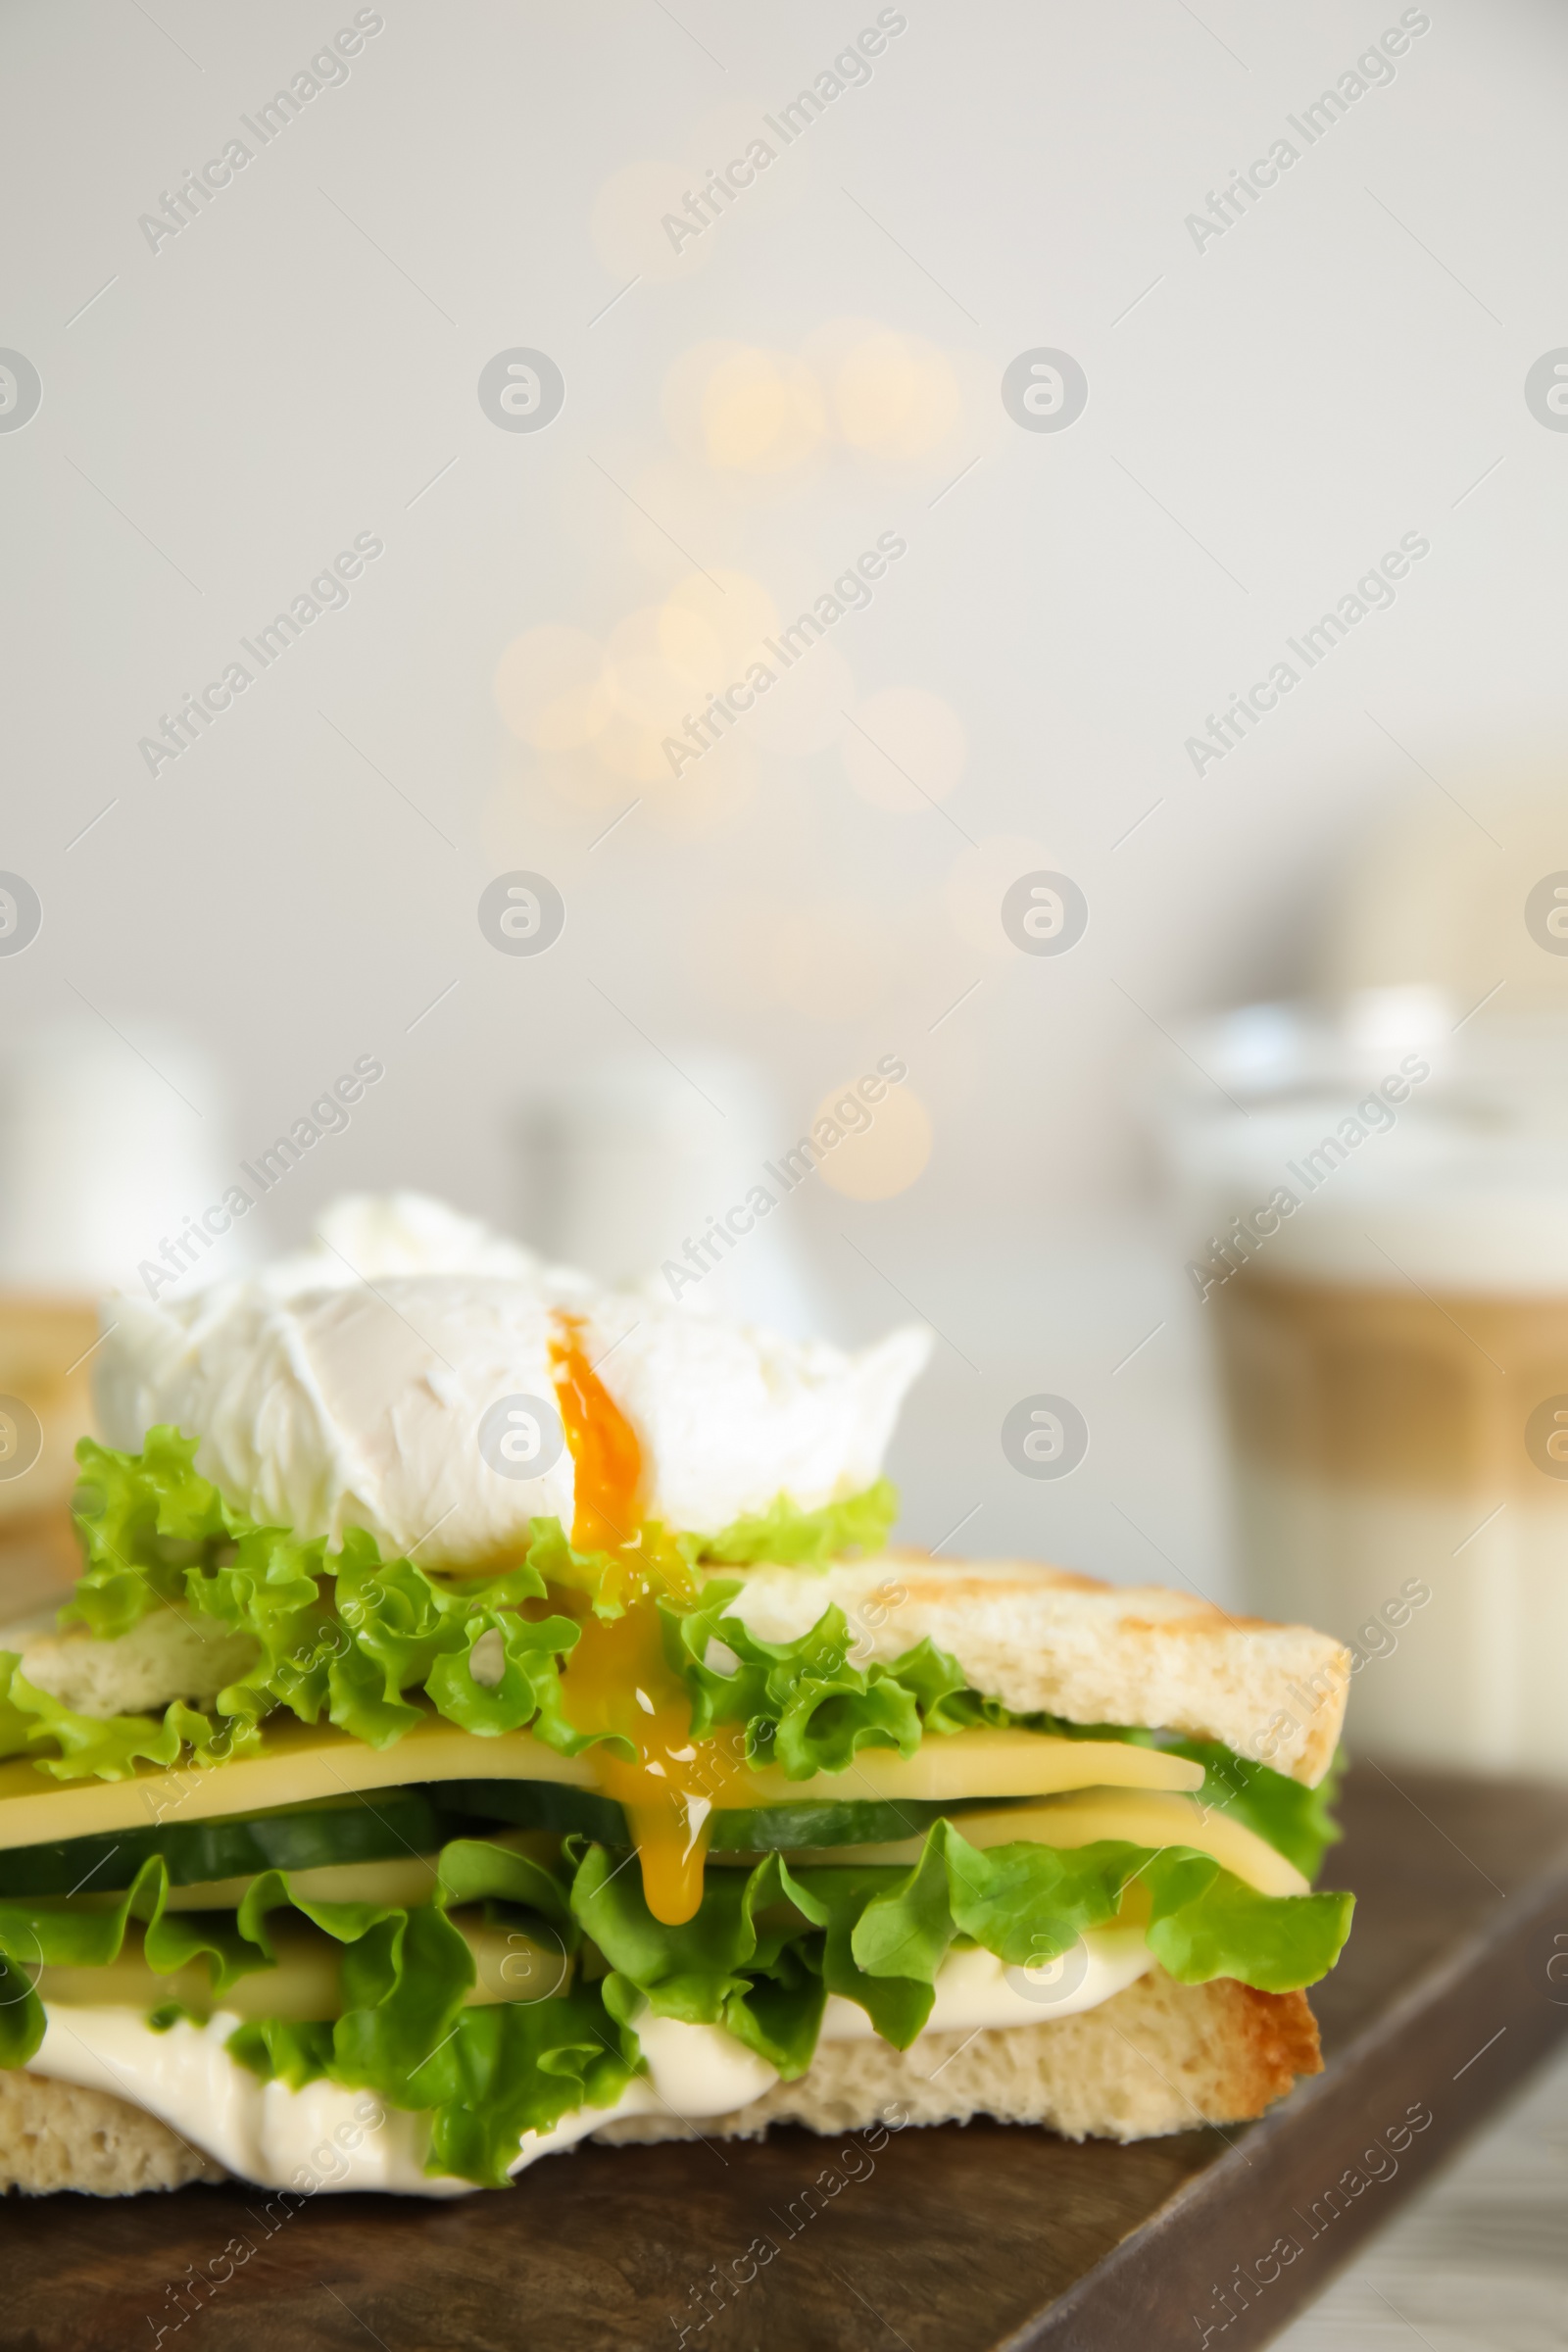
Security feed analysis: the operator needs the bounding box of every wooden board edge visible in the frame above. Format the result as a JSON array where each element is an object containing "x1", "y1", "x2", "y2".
[{"x1": 1012, "y1": 1841, "x2": 1568, "y2": 2352}]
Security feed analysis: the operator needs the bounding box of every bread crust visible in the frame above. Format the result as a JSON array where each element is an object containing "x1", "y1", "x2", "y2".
[
  {"x1": 598, "y1": 1967, "x2": 1322, "y2": 2147},
  {"x1": 1, "y1": 1972, "x2": 1320, "y2": 2194},
  {"x1": 4, "y1": 1549, "x2": 1349, "y2": 1788},
  {"x1": 0, "y1": 2066, "x2": 225, "y2": 2196},
  {"x1": 711, "y1": 1553, "x2": 1350, "y2": 1786}
]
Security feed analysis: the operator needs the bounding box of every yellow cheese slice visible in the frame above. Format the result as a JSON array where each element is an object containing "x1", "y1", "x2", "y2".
[
  {"x1": 0, "y1": 1714, "x2": 596, "y2": 1853},
  {"x1": 36, "y1": 1908, "x2": 568, "y2": 2017},
  {"x1": 790, "y1": 1788, "x2": 1308, "y2": 1898},
  {"x1": 728, "y1": 1731, "x2": 1204, "y2": 1809},
  {"x1": 0, "y1": 1719, "x2": 1202, "y2": 1854},
  {"x1": 155, "y1": 1835, "x2": 561, "y2": 1917},
  {"x1": 160, "y1": 1854, "x2": 446, "y2": 1913},
  {"x1": 37, "y1": 1915, "x2": 344, "y2": 2021}
]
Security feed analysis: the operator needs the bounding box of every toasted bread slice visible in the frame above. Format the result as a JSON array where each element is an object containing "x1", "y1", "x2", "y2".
[
  {"x1": 4, "y1": 1551, "x2": 1348, "y2": 1788},
  {"x1": 0, "y1": 2066, "x2": 224, "y2": 2195},
  {"x1": 601, "y1": 1967, "x2": 1321, "y2": 2146},
  {"x1": 714, "y1": 1553, "x2": 1349, "y2": 1785},
  {"x1": 3, "y1": 1609, "x2": 259, "y2": 1719},
  {"x1": 1, "y1": 1968, "x2": 1319, "y2": 2194}
]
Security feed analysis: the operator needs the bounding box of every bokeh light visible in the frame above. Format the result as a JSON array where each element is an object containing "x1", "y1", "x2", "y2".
[
  {"x1": 666, "y1": 569, "x2": 781, "y2": 670},
  {"x1": 589, "y1": 161, "x2": 716, "y2": 284},
  {"x1": 664, "y1": 342, "x2": 827, "y2": 473},
  {"x1": 591, "y1": 601, "x2": 726, "y2": 779},
  {"x1": 841, "y1": 687, "x2": 966, "y2": 812},
  {"x1": 746, "y1": 638, "x2": 856, "y2": 757},
  {"x1": 768, "y1": 898, "x2": 898, "y2": 1022},
  {"x1": 494, "y1": 626, "x2": 612, "y2": 751},
  {"x1": 662, "y1": 322, "x2": 963, "y2": 478},
  {"x1": 644, "y1": 729, "x2": 760, "y2": 838},
  {"x1": 830, "y1": 329, "x2": 961, "y2": 460},
  {"x1": 814, "y1": 1077, "x2": 933, "y2": 1199},
  {"x1": 943, "y1": 834, "x2": 1059, "y2": 958}
]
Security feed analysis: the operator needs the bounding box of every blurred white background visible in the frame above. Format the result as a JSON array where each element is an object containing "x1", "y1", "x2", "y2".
[{"x1": 4, "y1": 0, "x2": 1568, "y2": 1592}]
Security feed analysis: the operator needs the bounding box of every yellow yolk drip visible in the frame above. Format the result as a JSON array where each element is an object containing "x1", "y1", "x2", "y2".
[
  {"x1": 547, "y1": 1315, "x2": 742, "y2": 1925},
  {"x1": 548, "y1": 1314, "x2": 645, "y2": 1559},
  {"x1": 555, "y1": 1603, "x2": 746, "y2": 1927}
]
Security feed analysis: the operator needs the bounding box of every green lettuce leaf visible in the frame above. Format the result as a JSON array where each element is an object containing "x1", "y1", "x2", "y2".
[
  {"x1": 571, "y1": 1839, "x2": 829, "y2": 2077},
  {"x1": 1136, "y1": 1848, "x2": 1351, "y2": 1990},
  {"x1": 226, "y1": 2016, "x2": 335, "y2": 2087},
  {"x1": 788, "y1": 1863, "x2": 938, "y2": 2047},
  {"x1": 0, "y1": 1851, "x2": 280, "y2": 2068},
  {"x1": 421, "y1": 1988, "x2": 634, "y2": 2185},
  {"x1": 38, "y1": 1433, "x2": 903, "y2": 1785},
  {"x1": 564, "y1": 1818, "x2": 1352, "y2": 2066},
  {"x1": 229, "y1": 1835, "x2": 606, "y2": 2181},
  {"x1": 698, "y1": 1481, "x2": 899, "y2": 1568},
  {"x1": 0, "y1": 1652, "x2": 261, "y2": 1783},
  {"x1": 1157, "y1": 1739, "x2": 1346, "y2": 1883},
  {"x1": 0, "y1": 1819, "x2": 1351, "y2": 2181},
  {"x1": 948, "y1": 1711, "x2": 1347, "y2": 1883},
  {"x1": 47, "y1": 1432, "x2": 1346, "y2": 1890},
  {"x1": 662, "y1": 1587, "x2": 970, "y2": 1778},
  {"x1": 0, "y1": 1836, "x2": 637, "y2": 2189},
  {"x1": 841, "y1": 1820, "x2": 1353, "y2": 2003},
  {"x1": 38, "y1": 1431, "x2": 582, "y2": 1775},
  {"x1": 65, "y1": 1424, "x2": 234, "y2": 1638},
  {"x1": 841, "y1": 1815, "x2": 1353, "y2": 2003}
]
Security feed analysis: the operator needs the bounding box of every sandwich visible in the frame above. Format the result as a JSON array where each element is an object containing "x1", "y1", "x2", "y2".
[{"x1": 0, "y1": 1196, "x2": 1352, "y2": 2197}]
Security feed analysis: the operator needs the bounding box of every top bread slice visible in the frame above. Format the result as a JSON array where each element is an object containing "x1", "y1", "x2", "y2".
[
  {"x1": 711, "y1": 1552, "x2": 1348, "y2": 1786},
  {"x1": 3, "y1": 1608, "x2": 259, "y2": 1721},
  {"x1": 3, "y1": 1551, "x2": 1349, "y2": 1789}
]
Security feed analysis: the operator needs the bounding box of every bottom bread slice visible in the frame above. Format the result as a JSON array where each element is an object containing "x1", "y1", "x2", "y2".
[
  {"x1": 0, "y1": 1968, "x2": 1320, "y2": 2196},
  {"x1": 596, "y1": 1967, "x2": 1322, "y2": 2147},
  {"x1": 0, "y1": 2067, "x2": 226, "y2": 2195}
]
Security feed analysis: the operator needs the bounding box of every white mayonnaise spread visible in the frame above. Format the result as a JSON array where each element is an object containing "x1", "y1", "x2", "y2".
[
  {"x1": 27, "y1": 1927, "x2": 1152, "y2": 2195},
  {"x1": 93, "y1": 1194, "x2": 929, "y2": 1563}
]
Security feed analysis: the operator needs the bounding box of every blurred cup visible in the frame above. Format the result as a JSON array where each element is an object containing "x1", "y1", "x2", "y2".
[
  {"x1": 1160, "y1": 991, "x2": 1568, "y2": 1775},
  {"x1": 512, "y1": 1051, "x2": 831, "y2": 1339},
  {"x1": 0, "y1": 1298, "x2": 100, "y2": 1609},
  {"x1": 0, "y1": 1018, "x2": 233, "y2": 1617}
]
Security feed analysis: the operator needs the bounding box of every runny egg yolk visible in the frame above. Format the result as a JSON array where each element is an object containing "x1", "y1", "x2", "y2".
[
  {"x1": 547, "y1": 1314, "x2": 743, "y2": 1926},
  {"x1": 547, "y1": 1313, "x2": 645, "y2": 1561}
]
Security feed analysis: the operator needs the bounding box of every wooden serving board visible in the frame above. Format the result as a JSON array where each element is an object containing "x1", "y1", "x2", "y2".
[{"x1": 5, "y1": 1762, "x2": 1568, "y2": 2352}]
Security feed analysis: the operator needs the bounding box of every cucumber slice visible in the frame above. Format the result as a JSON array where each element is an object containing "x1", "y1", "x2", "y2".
[
  {"x1": 427, "y1": 1781, "x2": 628, "y2": 1845},
  {"x1": 710, "y1": 1798, "x2": 960, "y2": 1850},
  {"x1": 0, "y1": 1790, "x2": 466, "y2": 1897},
  {"x1": 430, "y1": 1782, "x2": 1022, "y2": 1852},
  {"x1": 0, "y1": 1781, "x2": 1036, "y2": 1901}
]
